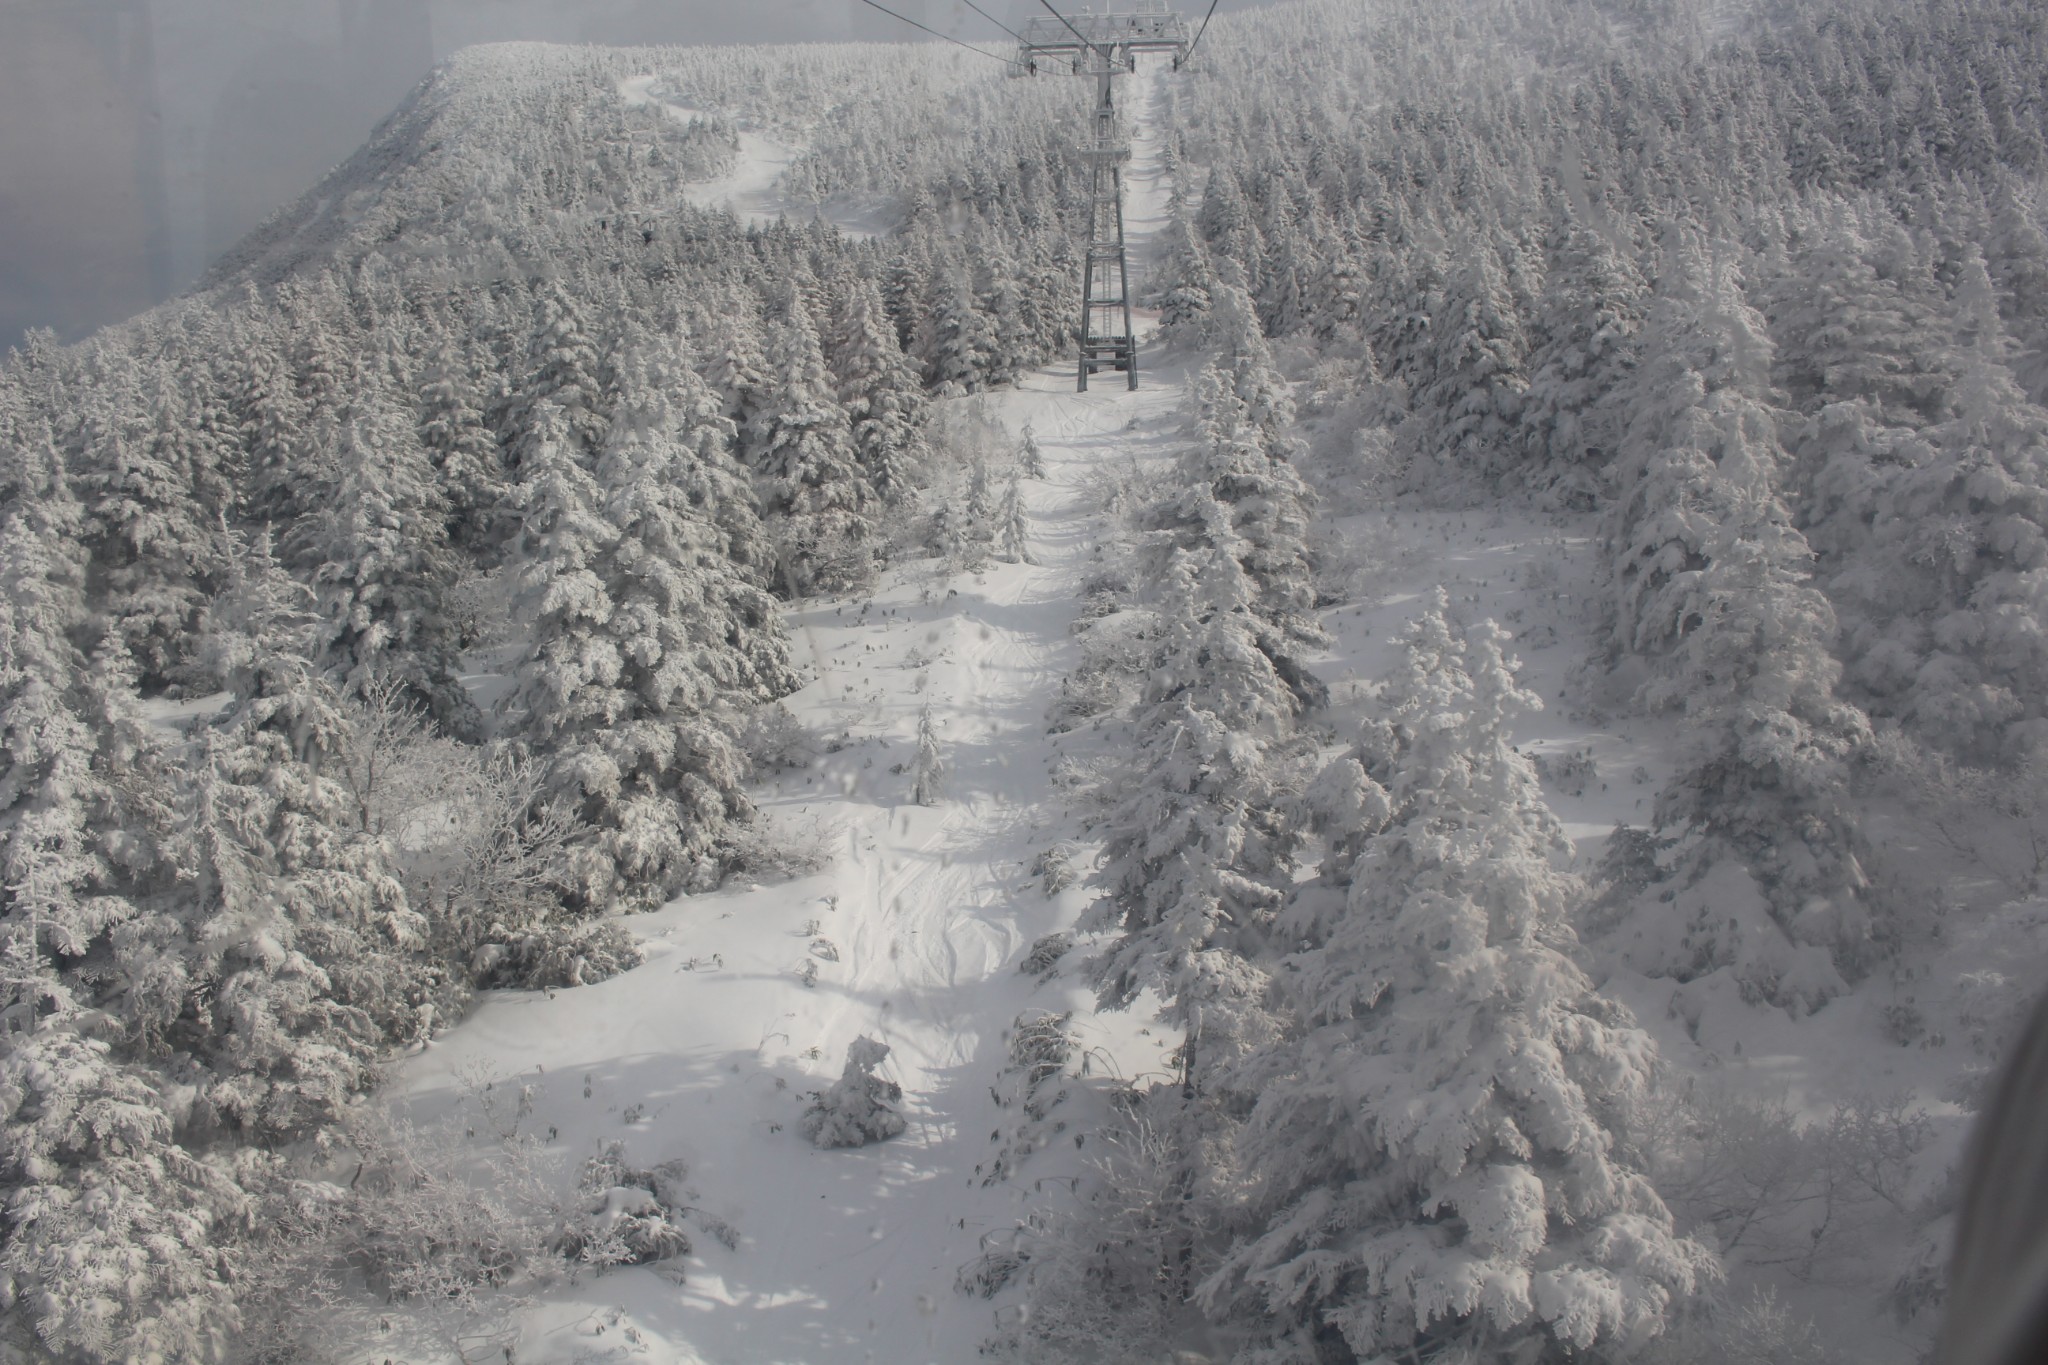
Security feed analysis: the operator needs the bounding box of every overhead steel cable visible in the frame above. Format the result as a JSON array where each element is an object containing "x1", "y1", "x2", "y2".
[
  {"x1": 961, "y1": 0, "x2": 1026, "y2": 44},
  {"x1": 1184, "y1": 0, "x2": 1223, "y2": 63},
  {"x1": 851, "y1": 0, "x2": 1009, "y2": 62}
]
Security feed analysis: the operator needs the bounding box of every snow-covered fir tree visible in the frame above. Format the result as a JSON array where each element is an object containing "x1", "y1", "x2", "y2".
[
  {"x1": 1201, "y1": 599, "x2": 1717, "y2": 1361},
  {"x1": 749, "y1": 293, "x2": 879, "y2": 597},
  {"x1": 910, "y1": 704, "x2": 943, "y2": 807}
]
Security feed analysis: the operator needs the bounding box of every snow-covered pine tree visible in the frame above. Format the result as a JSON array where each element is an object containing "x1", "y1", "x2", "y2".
[
  {"x1": 1017, "y1": 422, "x2": 1046, "y2": 479},
  {"x1": 170, "y1": 529, "x2": 437, "y2": 1141},
  {"x1": 910, "y1": 704, "x2": 943, "y2": 807},
  {"x1": 1417, "y1": 235, "x2": 1531, "y2": 485},
  {"x1": 1989, "y1": 187, "x2": 2048, "y2": 406},
  {"x1": 1157, "y1": 209, "x2": 1217, "y2": 348},
  {"x1": 1870, "y1": 246, "x2": 2048, "y2": 758},
  {"x1": 919, "y1": 266, "x2": 996, "y2": 395},
  {"x1": 828, "y1": 273, "x2": 927, "y2": 504},
  {"x1": 78, "y1": 388, "x2": 221, "y2": 690},
  {"x1": 0, "y1": 433, "x2": 251, "y2": 1363},
  {"x1": 510, "y1": 277, "x2": 608, "y2": 466},
  {"x1": 699, "y1": 288, "x2": 772, "y2": 456},
  {"x1": 1200, "y1": 598, "x2": 1716, "y2": 1361},
  {"x1": 289, "y1": 381, "x2": 466, "y2": 725},
  {"x1": 992, "y1": 475, "x2": 1033, "y2": 565},
  {"x1": 750, "y1": 295, "x2": 878, "y2": 598},
  {"x1": 1154, "y1": 357, "x2": 1323, "y2": 648},
  {"x1": 800, "y1": 1036, "x2": 907, "y2": 1149},
  {"x1": 1522, "y1": 220, "x2": 1645, "y2": 509},
  {"x1": 1088, "y1": 544, "x2": 1299, "y2": 1087},
  {"x1": 416, "y1": 343, "x2": 506, "y2": 552},
  {"x1": 580, "y1": 338, "x2": 787, "y2": 894},
  {"x1": 1607, "y1": 233, "x2": 1872, "y2": 991}
]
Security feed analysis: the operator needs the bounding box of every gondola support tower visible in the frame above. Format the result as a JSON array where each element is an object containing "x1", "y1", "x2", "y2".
[{"x1": 1013, "y1": 3, "x2": 1192, "y2": 391}]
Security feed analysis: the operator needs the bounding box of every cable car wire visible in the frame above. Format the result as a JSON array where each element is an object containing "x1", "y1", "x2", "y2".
[
  {"x1": 1185, "y1": 0, "x2": 1223, "y2": 63},
  {"x1": 851, "y1": 0, "x2": 1009, "y2": 61}
]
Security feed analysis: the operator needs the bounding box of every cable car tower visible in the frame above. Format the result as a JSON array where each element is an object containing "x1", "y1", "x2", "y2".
[{"x1": 1013, "y1": 3, "x2": 1192, "y2": 391}]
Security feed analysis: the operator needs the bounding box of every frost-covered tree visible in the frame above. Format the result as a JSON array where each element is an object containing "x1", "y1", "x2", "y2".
[
  {"x1": 289, "y1": 386, "x2": 464, "y2": 721},
  {"x1": 0, "y1": 430, "x2": 251, "y2": 1364},
  {"x1": 750, "y1": 297, "x2": 878, "y2": 598},
  {"x1": 992, "y1": 475, "x2": 1033, "y2": 565},
  {"x1": 919, "y1": 266, "x2": 997, "y2": 394},
  {"x1": 512, "y1": 352, "x2": 791, "y2": 908},
  {"x1": 827, "y1": 273, "x2": 927, "y2": 503},
  {"x1": 1157, "y1": 214, "x2": 1218, "y2": 346},
  {"x1": 1868, "y1": 248, "x2": 2048, "y2": 757},
  {"x1": 1089, "y1": 545, "x2": 1299, "y2": 1086},
  {"x1": 417, "y1": 345, "x2": 506, "y2": 551},
  {"x1": 1415, "y1": 237, "x2": 1531, "y2": 484},
  {"x1": 1154, "y1": 358, "x2": 1322, "y2": 646},
  {"x1": 78, "y1": 390, "x2": 222, "y2": 689},
  {"x1": 910, "y1": 705, "x2": 943, "y2": 807},
  {"x1": 510, "y1": 278, "x2": 607, "y2": 465},
  {"x1": 1201, "y1": 599, "x2": 1717, "y2": 1361},
  {"x1": 1523, "y1": 221, "x2": 1645, "y2": 508},
  {"x1": 1607, "y1": 236, "x2": 1872, "y2": 981},
  {"x1": 1017, "y1": 422, "x2": 1046, "y2": 479},
  {"x1": 800, "y1": 1036, "x2": 906, "y2": 1149}
]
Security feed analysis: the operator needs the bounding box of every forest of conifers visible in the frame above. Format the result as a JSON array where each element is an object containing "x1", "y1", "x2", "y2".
[{"x1": 2, "y1": 0, "x2": 2047, "y2": 1360}]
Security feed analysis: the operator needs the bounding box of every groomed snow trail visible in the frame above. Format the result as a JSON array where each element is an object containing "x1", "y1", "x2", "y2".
[
  {"x1": 617, "y1": 75, "x2": 879, "y2": 237},
  {"x1": 397, "y1": 60, "x2": 1182, "y2": 1365}
]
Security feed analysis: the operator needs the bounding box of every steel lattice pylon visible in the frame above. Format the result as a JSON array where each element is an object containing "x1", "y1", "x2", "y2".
[{"x1": 1013, "y1": 4, "x2": 1192, "y2": 392}]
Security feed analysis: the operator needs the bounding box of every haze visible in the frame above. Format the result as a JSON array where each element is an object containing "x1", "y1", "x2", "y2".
[{"x1": 0, "y1": 0, "x2": 1263, "y2": 353}]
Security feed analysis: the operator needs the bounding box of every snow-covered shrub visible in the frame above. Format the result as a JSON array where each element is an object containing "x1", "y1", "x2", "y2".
[
  {"x1": 739, "y1": 701, "x2": 816, "y2": 773},
  {"x1": 1019, "y1": 931, "x2": 1072, "y2": 976},
  {"x1": 994, "y1": 1113, "x2": 1207, "y2": 1364},
  {"x1": 955, "y1": 1246, "x2": 1027, "y2": 1299},
  {"x1": 1531, "y1": 744, "x2": 1599, "y2": 796},
  {"x1": 556, "y1": 1142, "x2": 692, "y2": 1271},
  {"x1": 1653, "y1": 1087, "x2": 1933, "y2": 1283},
  {"x1": 800, "y1": 1036, "x2": 907, "y2": 1149},
  {"x1": 982, "y1": 1013, "x2": 1077, "y2": 1187},
  {"x1": 1009, "y1": 1013, "x2": 1072, "y2": 1090},
  {"x1": 470, "y1": 920, "x2": 642, "y2": 991},
  {"x1": 237, "y1": 1114, "x2": 569, "y2": 1365},
  {"x1": 723, "y1": 810, "x2": 831, "y2": 881},
  {"x1": 1640, "y1": 1287, "x2": 1835, "y2": 1365},
  {"x1": 1030, "y1": 845, "x2": 1076, "y2": 897}
]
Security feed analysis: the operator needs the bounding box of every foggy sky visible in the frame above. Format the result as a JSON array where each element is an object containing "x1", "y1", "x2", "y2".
[{"x1": 0, "y1": 1, "x2": 1267, "y2": 354}]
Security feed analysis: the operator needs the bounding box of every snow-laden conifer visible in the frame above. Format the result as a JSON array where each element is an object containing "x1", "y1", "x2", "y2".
[
  {"x1": 828, "y1": 273, "x2": 927, "y2": 503},
  {"x1": 750, "y1": 294, "x2": 878, "y2": 597},
  {"x1": 1606, "y1": 233, "x2": 1872, "y2": 986},
  {"x1": 512, "y1": 351, "x2": 787, "y2": 906},
  {"x1": 801, "y1": 1036, "x2": 907, "y2": 1148},
  {"x1": 511, "y1": 278, "x2": 608, "y2": 464},
  {"x1": 1203, "y1": 597, "x2": 1717, "y2": 1361},
  {"x1": 1523, "y1": 222, "x2": 1645, "y2": 509},
  {"x1": 910, "y1": 705, "x2": 944, "y2": 807},
  {"x1": 1089, "y1": 544, "x2": 1299, "y2": 1084}
]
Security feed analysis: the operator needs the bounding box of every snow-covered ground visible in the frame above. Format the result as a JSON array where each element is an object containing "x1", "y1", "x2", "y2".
[
  {"x1": 399, "y1": 52, "x2": 1949, "y2": 1364},
  {"x1": 397, "y1": 61, "x2": 1185, "y2": 1365}
]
